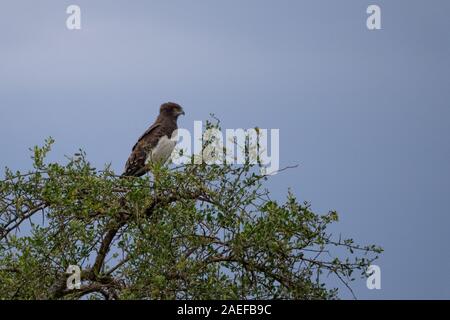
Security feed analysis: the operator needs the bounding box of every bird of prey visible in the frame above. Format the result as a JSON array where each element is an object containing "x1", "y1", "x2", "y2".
[{"x1": 122, "y1": 102, "x2": 185, "y2": 177}]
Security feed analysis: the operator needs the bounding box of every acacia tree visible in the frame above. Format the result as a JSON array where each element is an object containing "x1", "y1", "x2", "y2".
[{"x1": 0, "y1": 121, "x2": 382, "y2": 300}]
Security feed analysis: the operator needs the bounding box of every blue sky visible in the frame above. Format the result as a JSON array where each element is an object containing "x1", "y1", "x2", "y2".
[{"x1": 1, "y1": 0, "x2": 449, "y2": 299}]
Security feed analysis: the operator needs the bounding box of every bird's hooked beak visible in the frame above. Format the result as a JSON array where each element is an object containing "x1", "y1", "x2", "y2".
[{"x1": 177, "y1": 109, "x2": 185, "y2": 116}]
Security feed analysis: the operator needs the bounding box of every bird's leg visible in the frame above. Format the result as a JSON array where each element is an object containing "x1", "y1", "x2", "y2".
[
  {"x1": 147, "y1": 162, "x2": 164, "y2": 201},
  {"x1": 152, "y1": 162, "x2": 162, "y2": 185}
]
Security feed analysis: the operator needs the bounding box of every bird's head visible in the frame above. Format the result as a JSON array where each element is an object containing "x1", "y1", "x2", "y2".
[{"x1": 160, "y1": 102, "x2": 185, "y2": 119}]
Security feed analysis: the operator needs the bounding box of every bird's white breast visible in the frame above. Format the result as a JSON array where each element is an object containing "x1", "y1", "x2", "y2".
[{"x1": 146, "y1": 135, "x2": 176, "y2": 166}]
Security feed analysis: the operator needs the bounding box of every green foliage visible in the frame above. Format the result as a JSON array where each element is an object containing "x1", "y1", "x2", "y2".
[{"x1": 0, "y1": 125, "x2": 382, "y2": 300}]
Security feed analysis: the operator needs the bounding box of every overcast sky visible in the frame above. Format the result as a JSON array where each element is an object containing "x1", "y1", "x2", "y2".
[{"x1": 1, "y1": 0, "x2": 449, "y2": 299}]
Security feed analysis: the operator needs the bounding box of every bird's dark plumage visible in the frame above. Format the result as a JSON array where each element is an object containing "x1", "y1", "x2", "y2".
[{"x1": 122, "y1": 102, "x2": 184, "y2": 177}]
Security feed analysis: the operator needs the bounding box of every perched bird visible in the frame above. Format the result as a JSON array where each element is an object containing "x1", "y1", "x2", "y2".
[{"x1": 122, "y1": 102, "x2": 185, "y2": 177}]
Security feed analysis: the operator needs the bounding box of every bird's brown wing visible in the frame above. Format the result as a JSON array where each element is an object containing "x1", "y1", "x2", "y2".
[
  {"x1": 123, "y1": 123, "x2": 161, "y2": 177},
  {"x1": 134, "y1": 123, "x2": 161, "y2": 150}
]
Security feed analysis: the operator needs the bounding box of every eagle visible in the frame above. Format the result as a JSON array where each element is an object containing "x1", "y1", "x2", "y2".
[{"x1": 122, "y1": 102, "x2": 185, "y2": 177}]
